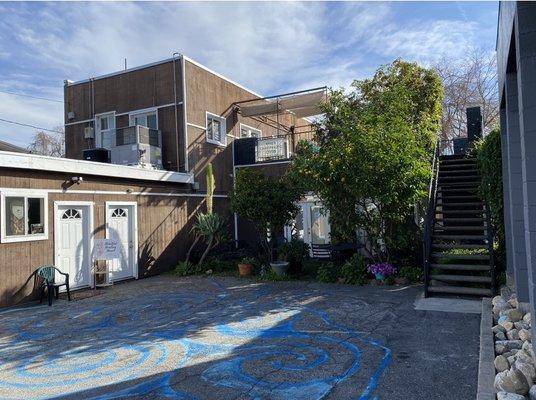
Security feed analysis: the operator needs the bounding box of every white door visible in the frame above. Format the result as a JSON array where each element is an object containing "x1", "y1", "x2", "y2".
[
  {"x1": 55, "y1": 204, "x2": 92, "y2": 288},
  {"x1": 285, "y1": 201, "x2": 331, "y2": 256},
  {"x1": 106, "y1": 203, "x2": 137, "y2": 281}
]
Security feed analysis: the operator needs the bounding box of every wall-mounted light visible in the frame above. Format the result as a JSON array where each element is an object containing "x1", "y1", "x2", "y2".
[{"x1": 70, "y1": 176, "x2": 83, "y2": 185}]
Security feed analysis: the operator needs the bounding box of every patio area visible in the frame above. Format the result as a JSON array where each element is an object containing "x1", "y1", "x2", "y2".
[{"x1": 0, "y1": 276, "x2": 479, "y2": 399}]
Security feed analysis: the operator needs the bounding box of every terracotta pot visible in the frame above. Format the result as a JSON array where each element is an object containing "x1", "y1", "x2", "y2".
[{"x1": 238, "y1": 263, "x2": 253, "y2": 277}]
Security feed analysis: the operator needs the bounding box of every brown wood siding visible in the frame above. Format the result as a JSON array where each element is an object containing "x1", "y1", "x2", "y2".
[
  {"x1": 64, "y1": 60, "x2": 185, "y2": 169},
  {"x1": 0, "y1": 167, "x2": 229, "y2": 308}
]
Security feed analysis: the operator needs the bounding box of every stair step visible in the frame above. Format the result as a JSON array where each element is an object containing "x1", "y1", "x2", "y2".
[
  {"x1": 432, "y1": 243, "x2": 488, "y2": 249},
  {"x1": 434, "y1": 227, "x2": 486, "y2": 232},
  {"x1": 430, "y1": 274, "x2": 492, "y2": 283},
  {"x1": 431, "y1": 253, "x2": 489, "y2": 260},
  {"x1": 427, "y1": 286, "x2": 492, "y2": 296},
  {"x1": 435, "y1": 217, "x2": 485, "y2": 222},
  {"x1": 433, "y1": 234, "x2": 487, "y2": 240},
  {"x1": 438, "y1": 187, "x2": 479, "y2": 193},
  {"x1": 439, "y1": 169, "x2": 479, "y2": 175},
  {"x1": 438, "y1": 175, "x2": 480, "y2": 181},
  {"x1": 438, "y1": 182, "x2": 480, "y2": 188},
  {"x1": 437, "y1": 195, "x2": 480, "y2": 200},
  {"x1": 430, "y1": 263, "x2": 491, "y2": 271},
  {"x1": 436, "y1": 202, "x2": 483, "y2": 207},
  {"x1": 436, "y1": 210, "x2": 485, "y2": 214}
]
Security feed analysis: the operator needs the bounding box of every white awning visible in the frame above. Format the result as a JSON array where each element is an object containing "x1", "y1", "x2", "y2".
[{"x1": 239, "y1": 89, "x2": 326, "y2": 118}]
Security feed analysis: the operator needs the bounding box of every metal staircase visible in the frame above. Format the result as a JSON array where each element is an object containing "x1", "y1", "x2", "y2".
[{"x1": 423, "y1": 142, "x2": 495, "y2": 297}]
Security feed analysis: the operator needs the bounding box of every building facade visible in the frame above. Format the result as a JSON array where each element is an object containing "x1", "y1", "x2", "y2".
[
  {"x1": 0, "y1": 54, "x2": 319, "y2": 307},
  {"x1": 497, "y1": 2, "x2": 536, "y2": 342}
]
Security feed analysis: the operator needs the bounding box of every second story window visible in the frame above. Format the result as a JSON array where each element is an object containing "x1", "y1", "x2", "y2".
[
  {"x1": 240, "y1": 124, "x2": 261, "y2": 138},
  {"x1": 130, "y1": 110, "x2": 158, "y2": 130},
  {"x1": 95, "y1": 112, "x2": 116, "y2": 149},
  {"x1": 206, "y1": 113, "x2": 226, "y2": 146}
]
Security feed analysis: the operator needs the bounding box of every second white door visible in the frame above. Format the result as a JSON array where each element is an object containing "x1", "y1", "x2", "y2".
[{"x1": 106, "y1": 203, "x2": 137, "y2": 281}]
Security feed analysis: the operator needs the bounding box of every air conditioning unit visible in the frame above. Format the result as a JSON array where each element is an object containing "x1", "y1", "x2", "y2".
[
  {"x1": 84, "y1": 126, "x2": 95, "y2": 139},
  {"x1": 110, "y1": 126, "x2": 163, "y2": 169}
]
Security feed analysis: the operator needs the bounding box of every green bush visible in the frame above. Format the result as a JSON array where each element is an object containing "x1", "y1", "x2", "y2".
[
  {"x1": 398, "y1": 266, "x2": 422, "y2": 283},
  {"x1": 316, "y1": 262, "x2": 338, "y2": 283},
  {"x1": 341, "y1": 253, "x2": 368, "y2": 285},
  {"x1": 278, "y1": 239, "x2": 310, "y2": 262},
  {"x1": 475, "y1": 128, "x2": 506, "y2": 271}
]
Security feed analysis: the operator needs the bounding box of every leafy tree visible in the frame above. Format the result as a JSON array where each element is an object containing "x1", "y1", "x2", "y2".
[
  {"x1": 290, "y1": 59, "x2": 443, "y2": 263},
  {"x1": 230, "y1": 168, "x2": 303, "y2": 262}
]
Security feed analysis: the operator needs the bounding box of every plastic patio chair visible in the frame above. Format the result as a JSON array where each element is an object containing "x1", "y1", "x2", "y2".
[{"x1": 37, "y1": 266, "x2": 71, "y2": 306}]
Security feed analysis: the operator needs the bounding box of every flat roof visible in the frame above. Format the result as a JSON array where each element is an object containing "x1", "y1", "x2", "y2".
[
  {"x1": 65, "y1": 54, "x2": 263, "y2": 99},
  {"x1": 0, "y1": 150, "x2": 194, "y2": 184}
]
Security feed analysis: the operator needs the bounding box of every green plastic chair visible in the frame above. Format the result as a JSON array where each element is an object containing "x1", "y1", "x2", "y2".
[{"x1": 37, "y1": 266, "x2": 71, "y2": 306}]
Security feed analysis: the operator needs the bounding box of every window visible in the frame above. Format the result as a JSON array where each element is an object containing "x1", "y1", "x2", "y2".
[
  {"x1": 111, "y1": 208, "x2": 127, "y2": 218},
  {"x1": 206, "y1": 113, "x2": 226, "y2": 146},
  {"x1": 95, "y1": 112, "x2": 116, "y2": 149},
  {"x1": 130, "y1": 110, "x2": 158, "y2": 130},
  {"x1": 240, "y1": 124, "x2": 261, "y2": 138},
  {"x1": 1, "y1": 191, "x2": 48, "y2": 243}
]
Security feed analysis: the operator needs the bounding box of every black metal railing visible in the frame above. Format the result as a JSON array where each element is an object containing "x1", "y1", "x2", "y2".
[{"x1": 423, "y1": 139, "x2": 440, "y2": 297}]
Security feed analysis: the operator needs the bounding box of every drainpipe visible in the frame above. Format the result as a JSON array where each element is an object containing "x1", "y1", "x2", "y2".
[
  {"x1": 180, "y1": 55, "x2": 189, "y2": 172},
  {"x1": 172, "y1": 52, "x2": 180, "y2": 172}
]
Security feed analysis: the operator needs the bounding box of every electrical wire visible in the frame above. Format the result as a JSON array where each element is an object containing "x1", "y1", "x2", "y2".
[
  {"x1": 0, "y1": 89, "x2": 64, "y2": 103},
  {"x1": 0, "y1": 117, "x2": 63, "y2": 134}
]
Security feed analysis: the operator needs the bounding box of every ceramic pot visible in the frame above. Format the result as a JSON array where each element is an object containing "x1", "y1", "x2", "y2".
[{"x1": 270, "y1": 261, "x2": 290, "y2": 276}]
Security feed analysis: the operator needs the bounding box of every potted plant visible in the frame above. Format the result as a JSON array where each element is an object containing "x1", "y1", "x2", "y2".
[
  {"x1": 278, "y1": 239, "x2": 310, "y2": 274},
  {"x1": 238, "y1": 257, "x2": 255, "y2": 277},
  {"x1": 270, "y1": 259, "x2": 290, "y2": 276},
  {"x1": 367, "y1": 262, "x2": 397, "y2": 281}
]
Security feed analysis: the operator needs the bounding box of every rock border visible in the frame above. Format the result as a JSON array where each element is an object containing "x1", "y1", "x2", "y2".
[{"x1": 478, "y1": 297, "x2": 496, "y2": 400}]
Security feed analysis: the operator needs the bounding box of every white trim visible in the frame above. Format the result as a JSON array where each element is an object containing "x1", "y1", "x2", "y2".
[
  {"x1": 0, "y1": 187, "x2": 228, "y2": 198},
  {"x1": 187, "y1": 122, "x2": 206, "y2": 130},
  {"x1": 0, "y1": 189, "x2": 49, "y2": 243},
  {"x1": 239, "y1": 123, "x2": 262, "y2": 138},
  {"x1": 234, "y1": 160, "x2": 291, "y2": 168},
  {"x1": 65, "y1": 118, "x2": 94, "y2": 127},
  {"x1": 205, "y1": 112, "x2": 227, "y2": 147},
  {"x1": 0, "y1": 150, "x2": 194, "y2": 184},
  {"x1": 54, "y1": 201, "x2": 94, "y2": 288},
  {"x1": 105, "y1": 201, "x2": 138, "y2": 280}
]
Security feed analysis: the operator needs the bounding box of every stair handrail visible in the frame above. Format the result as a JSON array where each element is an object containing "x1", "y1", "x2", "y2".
[{"x1": 423, "y1": 139, "x2": 440, "y2": 296}]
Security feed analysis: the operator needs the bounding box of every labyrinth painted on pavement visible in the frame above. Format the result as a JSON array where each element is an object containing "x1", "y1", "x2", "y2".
[{"x1": 0, "y1": 278, "x2": 391, "y2": 400}]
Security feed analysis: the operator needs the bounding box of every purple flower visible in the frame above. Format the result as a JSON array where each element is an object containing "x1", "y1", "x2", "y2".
[{"x1": 367, "y1": 262, "x2": 397, "y2": 276}]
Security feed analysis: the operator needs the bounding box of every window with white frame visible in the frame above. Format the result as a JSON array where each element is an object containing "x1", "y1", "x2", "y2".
[
  {"x1": 1, "y1": 190, "x2": 48, "y2": 243},
  {"x1": 240, "y1": 124, "x2": 261, "y2": 138},
  {"x1": 206, "y1": 113, "x2": 226, "y2": 146},
  {"x1": 95, "y1": 112, "x2": 116, "y2": 149},
  {"x1": 130, "y1": 110, "x2": 158, "y2": 129}
]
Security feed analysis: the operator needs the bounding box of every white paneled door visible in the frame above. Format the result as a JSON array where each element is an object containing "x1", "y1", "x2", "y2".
[
  {"x1": 106, "y1": 203, "x2": 137, "y2": 281},
  {"x1": 55, "y1": 203, "x2": 93, "y2": 289}
]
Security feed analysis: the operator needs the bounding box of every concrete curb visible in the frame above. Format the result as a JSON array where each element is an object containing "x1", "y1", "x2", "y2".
[{"x1": 477, "y1": 298, "x2": 496, "y2": 400}]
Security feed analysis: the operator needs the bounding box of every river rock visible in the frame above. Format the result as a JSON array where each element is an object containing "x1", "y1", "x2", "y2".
[
  {"x1": 494, "y1": 367, "x2": 530, "y2": 395},
  {"x1": 497, "y1": 340, "x2": 524, "y2": 352},
  {"x1": 497, "y1": 391, "x2": 527, "y2": 400},
  {"x1": 506, "y1": 309, "x2": 525, "y2": 323},
  {"x1": 515, "y1": 321, "x2": 530, "y2": 330},
  {"x1": 520, "y1": 328, "x2": 532, "y2": 342},
  {"x1": 516, "y1": 359, "x2": 536, "y2": 387},
  {"x1": 504, "y1": 350, "x2": 520, "y2": 358},
  {"x1": 500, "y1": 320, "x2": 515, "y2": 332},
  {"x1": 495, "y1": 324, "x2": 508, "y2": 334},
  {"x1": 524, "y1": 313, "x2": 532, "y2": 324},
  {"x1": 508, "y1": 329, "x2": 521, "y2": 340},
  {"x1": 530, "y1": 384, "x2": 536, "y2": 400},
  {"x1": 497, "y1": 332, "x2": 508, "y2": 341},
  {"x1": 494, "y1": 295, "x2": 506, "y2": 306},
  {"x1": 509, "y1": 297, "x2": 520, "y2": 308},
  {"x1": 496, "y1": 355, "x2": 510, "y2": 372},
  {"x1": 495, "y1": 299, "x2": 512, "y2": 316}
]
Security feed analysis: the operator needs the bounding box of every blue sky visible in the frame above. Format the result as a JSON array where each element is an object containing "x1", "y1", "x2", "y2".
[{"x1": 0, "y1": 1, "x2": 498, "y2": 147}]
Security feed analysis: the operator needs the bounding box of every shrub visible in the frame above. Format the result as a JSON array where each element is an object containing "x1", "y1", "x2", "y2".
[
  {"x1": 174, "y1": 261, "x2": 198, "y2": 276},
  {"x1": 279, "y1": 239, "x2": 310, "y2": 274},
  {"x1": 316, "y1": 262, "x2": 338, "y2": 283},
  {"x1": 398, "y1": 266, "x2": 422, "y2": 283},
  {"x1": 341, "y1": 253, "x2": 368, "y2": 285},
  {"x1": 367, "y1": 262, "x2": 397, "y2": 277}
]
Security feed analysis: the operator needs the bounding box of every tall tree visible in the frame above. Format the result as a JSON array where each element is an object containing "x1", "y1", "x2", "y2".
[
  {"x1": 291, "y1": 60, "x2": 444, "y2": 262},
  {"x1": 27, "y1": 126, "x2": 65, "y2": 157},
  {"x1": 435, "y1": 48, "x2": 499, "y2": 139}
]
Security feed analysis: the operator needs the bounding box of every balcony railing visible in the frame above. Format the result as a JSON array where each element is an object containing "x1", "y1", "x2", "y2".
[{"x1": 114, "y1": 126, "x2": 161, "y2": 147}]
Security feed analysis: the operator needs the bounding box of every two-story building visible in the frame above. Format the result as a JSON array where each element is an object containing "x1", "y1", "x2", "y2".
[{"x1": 0, "y1": 54, "x2": 325, "y2": 307}]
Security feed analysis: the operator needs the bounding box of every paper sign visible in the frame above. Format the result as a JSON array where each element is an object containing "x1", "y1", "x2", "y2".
[{"x1": 93, "y1": 239, "x2": 121, "y2": 260}]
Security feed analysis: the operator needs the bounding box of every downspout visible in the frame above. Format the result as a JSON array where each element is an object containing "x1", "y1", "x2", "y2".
[
  {"x1": 180, "y1": 55, "x2": 189, "y2": 172},
  {"x1": 172, "y1": 53, "x2": 180, "y2": 172}
]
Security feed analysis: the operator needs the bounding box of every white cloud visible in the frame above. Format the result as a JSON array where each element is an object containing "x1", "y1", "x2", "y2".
[{"x1": 0, "y1": 2, "x2": 496, "y2": 146}]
